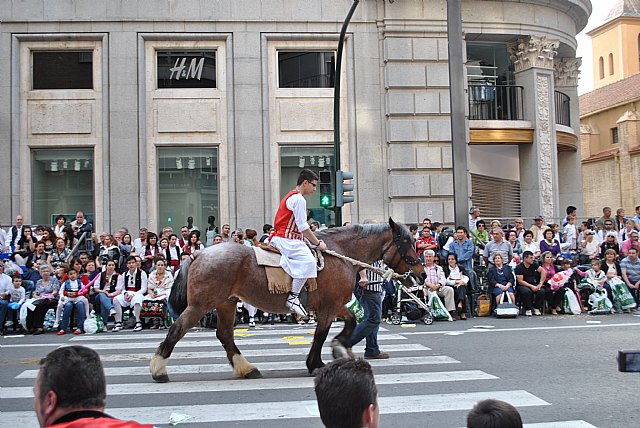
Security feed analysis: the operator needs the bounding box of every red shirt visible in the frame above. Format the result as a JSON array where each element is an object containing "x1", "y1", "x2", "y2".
[{"x1": 272, "y1": 190, "x2": 304, "y2": 241}]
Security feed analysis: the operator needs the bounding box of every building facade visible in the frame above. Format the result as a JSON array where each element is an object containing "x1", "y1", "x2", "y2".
[
  {"x1": 580, "y1": 0, "x2": 640, "y2": 217},
  {"x1": 0, "y1": 0, "x2": 590, "y2": 233}
]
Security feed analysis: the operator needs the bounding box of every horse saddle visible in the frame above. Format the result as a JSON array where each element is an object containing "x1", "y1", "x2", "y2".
[{"x1": 252, "y1": 245, "x2": 317, "y2": 294}]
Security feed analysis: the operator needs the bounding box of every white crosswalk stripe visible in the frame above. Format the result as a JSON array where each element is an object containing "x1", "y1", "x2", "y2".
[{"x1": 0, "y1": 325, "x2": 599, "y2": 428}]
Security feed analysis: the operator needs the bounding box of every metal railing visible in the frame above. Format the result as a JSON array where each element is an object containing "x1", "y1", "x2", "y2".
[
  {"x1": 468, "y1": 83, "x2": 524, "y2": 121},
  {"x1": 554, "y1": 91, "x2": 571, "y2": 127}
]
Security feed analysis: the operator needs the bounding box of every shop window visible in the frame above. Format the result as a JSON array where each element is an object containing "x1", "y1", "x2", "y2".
[
  {"x1": 32, "y1": 149, "x2": 94, "y2": 225},
  {"x1": 157, "y1": 51, "x2": 216, "y2": 89},
  {"x1": 32, "y1": 51, "x2": 93, "y2": 90},
  {"x1": 278, "y1": 52, "x2": 335, "y2": 88},
  {"x1": 158, "y1": 147, "x2": 218, "y2": 231},
  {"x1": 280, "y1": 146, "x2": 335, "y2": 226}
]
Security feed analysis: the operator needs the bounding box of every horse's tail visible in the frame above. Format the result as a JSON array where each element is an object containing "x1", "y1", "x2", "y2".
[{"x1": 169, "y1": 255, "x2": 195, "y2": 316}]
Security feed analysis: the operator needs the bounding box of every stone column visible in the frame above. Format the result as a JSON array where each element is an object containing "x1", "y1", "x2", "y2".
[
  {"x1": 510, "y1": 36, "x2": 560, "y2": 221},
  {"x1": 554, "y1": 57, "x2": 584, "y2": 215},
  {"x1": 616, "y1": 111, "x2": 640, "y2": 210}
]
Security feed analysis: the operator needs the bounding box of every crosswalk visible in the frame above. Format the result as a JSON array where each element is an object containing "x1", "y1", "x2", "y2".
[{"x1": 1, "y1": 323, "x2": 598, "y2": 427}]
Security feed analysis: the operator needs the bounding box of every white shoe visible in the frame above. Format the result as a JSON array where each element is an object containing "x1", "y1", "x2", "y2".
[
  {"x1": 287, "y1": 294, "x2": 308, "y2": 318},
  {"x1": 249, "y1": 317, "x2": 255, "y2": 327},
  {"x1": 109, "y1": 308, "x2": 116, "y2": 317},
  {"x1": 52, "y1": 322, "x2": 59, "y2": 330},
  {"x1": 111, "y1": 322, "x2": 122, "y2": 332},
  {"x1": 533, "y1": 309, "x2": 541, "y2": 316},
  {"x1": 525, "y1": 310, "x2": 532, "y2": 316},
  {"x1": 307, "y1": 315, "x2": 316, "y2": 325},
  {"x1": 5, "y1": 321, "x2": 12, "y2": 327},
  {"x1": 133, "y1": 322, "x2": 143, "y2": 332}
]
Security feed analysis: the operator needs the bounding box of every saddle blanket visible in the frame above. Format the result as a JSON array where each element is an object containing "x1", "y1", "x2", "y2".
[{"x1": 252, "y1": 246, "x2": 317, "y2": 294}]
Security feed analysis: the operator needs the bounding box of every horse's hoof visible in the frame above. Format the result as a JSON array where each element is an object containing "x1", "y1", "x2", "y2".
[
  {"x1": 308, "y1": 361, "x2": 325, "y2": 375},
  {"x1": 244, "y1": 368, "x2": 263, "y2": 379},
  {"x1": 331, "y1": 339, "x2": 350, "y2": 359},
  {"x1": 152, "y1": 373, "x2": 170, "y2": 383}
]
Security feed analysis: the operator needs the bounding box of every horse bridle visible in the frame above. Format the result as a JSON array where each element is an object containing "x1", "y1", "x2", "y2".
[{"x1": 381, "y1": 232, "x2": 421, "y2": 272}]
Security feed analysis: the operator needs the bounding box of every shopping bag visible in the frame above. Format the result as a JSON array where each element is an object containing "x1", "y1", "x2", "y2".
[
  {"x1": 84, "y1": 317, "x2": 98, "y2": 334},
  {"x1": 578, "y1": 278, "x2": 597, "y2": 292},
  {"x1": 346, "y1": 294, "x2": 365, "y2": 323},
  {"x1": 495, "y1": 292, "x2": 518, "y2": 318},
  {"x1": 476, "y1": 294, "x2": 491, "y2": 317},
  {"x1": 427, "y1": 291, "x2": 452, "y2": 321},
  {"x1": 609, "y1": 278, "x2": 637, "y2": 310},
  {"x1": 94, "y1": 314, "x2": 105, "y2": 333},
  {"x1": 562, "y1": 289, "x2": 582, "y2": 315},
  {"x1": 588, "y1": 289, "x2": 614, "y2": 315}
]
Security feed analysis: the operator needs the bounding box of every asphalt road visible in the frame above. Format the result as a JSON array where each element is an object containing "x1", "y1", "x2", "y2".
[{"x1": 1, "y1": 313, "x2": 639, "y2": 427}]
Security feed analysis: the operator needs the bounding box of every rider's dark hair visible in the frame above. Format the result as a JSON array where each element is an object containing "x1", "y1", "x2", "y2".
[
  {"x1": 314, "y1": 358, "x2": 378, "y2": 428},
  {"x1": 297, "y1": 169, "x2": 319, "y2": 185},
  {"x1": 38, "y1": 345, "x2": 106, "y2": 410},
  {"x1": 467, "y1": 399, "x2": 523, "y2": 428}
]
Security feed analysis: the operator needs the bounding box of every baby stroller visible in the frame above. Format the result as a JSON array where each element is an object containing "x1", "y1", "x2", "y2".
[{"x1": 389, "y1": 279, "x2": 434, "y2": 325}]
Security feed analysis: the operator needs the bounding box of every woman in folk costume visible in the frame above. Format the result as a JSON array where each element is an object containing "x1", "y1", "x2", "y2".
[{"x1": 269, "y1": 169, "x2": 328, "y2": 317}]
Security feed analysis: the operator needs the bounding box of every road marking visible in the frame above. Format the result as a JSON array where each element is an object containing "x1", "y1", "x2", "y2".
[
  {"x1": 15, "y1": 355, "x2": 459, "y2": 379},
  {"x1": 98, "y1": 343, "x2": 431, "y2": 362},
  {"x1": 0, "y1": 390, "x2": 547, "y2": 426},
  {"x1": 402, "y1": 322, "x2": 640, "y2": 336},
  {"x1": 523, "y1": 422, "x2": 597, "y2": 428},
  {"x1": 1, "y1": 370, "x2": 496, "y2": 399}
]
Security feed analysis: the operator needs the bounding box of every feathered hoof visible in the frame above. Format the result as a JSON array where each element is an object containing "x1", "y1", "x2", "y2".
[
  {"x1": 331, "y1": 339, "x2": 350, "y2": 360},
  {"x1": 152, "y1": 373, "x2": 170, "y2": 383},
  {"x1": 244, "y1": 368, "x2": 263, "y2": 379}
]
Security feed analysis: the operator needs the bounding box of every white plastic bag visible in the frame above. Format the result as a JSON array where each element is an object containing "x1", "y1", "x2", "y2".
[{"x1": 562, "y1": 290, "x2": 582, "y2": 315}]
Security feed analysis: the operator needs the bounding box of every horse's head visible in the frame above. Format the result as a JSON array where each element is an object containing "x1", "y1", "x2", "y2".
[{"x1": 382, "y1": 218, "x2": 426, "y2": 285}]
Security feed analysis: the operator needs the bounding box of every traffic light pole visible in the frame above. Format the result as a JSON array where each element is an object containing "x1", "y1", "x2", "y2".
[{"x1": 333, "y1": 0, "x2": 360, "y2": 226}]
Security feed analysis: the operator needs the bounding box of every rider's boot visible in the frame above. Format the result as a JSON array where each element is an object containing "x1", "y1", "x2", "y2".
[{"x1": 287, "y1": 278, "x2": 308, "y2": 317}]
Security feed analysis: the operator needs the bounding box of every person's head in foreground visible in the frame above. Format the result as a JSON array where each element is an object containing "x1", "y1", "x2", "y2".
[
  {"x1": 314, "y1": 358, "x2": 379, "y2": 428},
  {"x1": 467, "y1": 398, "x2": 523, "y2": 428}
]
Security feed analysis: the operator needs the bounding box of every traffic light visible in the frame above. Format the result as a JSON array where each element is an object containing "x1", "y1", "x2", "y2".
[
  {"x1": 319, "y1": 170, "x2": 333, "y2": 208},
  {"x1": 335, "y1": 170, "x2": 354, "y2": 207}
]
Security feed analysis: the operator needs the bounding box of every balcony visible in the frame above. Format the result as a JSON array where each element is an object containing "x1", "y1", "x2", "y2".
[
  {"x1": 468, "y1": 83, "x2": 524, "y2": 121},
  {"x1": 554, "y1": 90, "x2": 571, "y2": 127}
]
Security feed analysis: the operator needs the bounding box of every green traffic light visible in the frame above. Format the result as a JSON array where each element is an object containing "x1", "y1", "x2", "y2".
[{"x1": 320, "y1": 194, "x2": 332, "y2": 208}]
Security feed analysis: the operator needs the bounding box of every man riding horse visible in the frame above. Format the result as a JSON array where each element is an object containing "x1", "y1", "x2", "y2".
[{"x1": 269, "y1": 169, "x2": 328, "y2": 318}]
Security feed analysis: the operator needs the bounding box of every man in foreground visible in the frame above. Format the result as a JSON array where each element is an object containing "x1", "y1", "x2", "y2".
[{"x1": 34, "y1": 345, "x2": 153, "y2": 427}]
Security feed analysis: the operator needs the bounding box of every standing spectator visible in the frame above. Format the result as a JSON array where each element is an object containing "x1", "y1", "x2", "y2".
[
  {"x1": 468, "y1": 206, "x2": 481, "y2": 233},
  {"x1": 621, "y1": 248, "x2": 640, "y2": 304},
  {"x1": 561, "y1": 215, "x2": 578, "y2": 252},
  {"x1": 132, "y1": 228, "x2": 148, "y2": 256},
  {"x1": 164, "y1": 234, "x2": 181, "y2": 272},
  {"x1": 420, "y1": 218, "x2": 434, "y2": 237},
  {"x1": 530, "y1": 216, "x2": 548, "y2": 242},
  {"x1": 448, "y1": 226, "x2": 475, "y2": 271},
  {"x1": 220, "y1": 224, "x2": 232, "y2": 242},
  {"x1": 562, "y1": 205, "x2": 577, "y2": 227},
  {"x1": 423, "y1": 250, "x2": 456, "y2": 320},
  {"x1": 177, "y1": 226, "x2": 190, "y2": 248},
  {"x1": 515, "y1": 250, "x2": 547, "y2": 316},
  {"x1": 33, "y1": 346, "x2": 153, "y2": 428},
  {"x1": 314, "y1": 359, "x2": 379, "y2": 428},
  {"x1": 139, "y1": 232, "x2": 160, "y2": 273},
  {"x1": 620, "y1": 230, "x2": 640, "y2": 257},
  {"x1": 483, "y1": 228, "x2": 513, "y2": 265},
  {"x1": 116, "y1": 232, "x2": 133, "y2": 272},
  {"x1": 70, "y1": 211, "x2": 92, "y2": 254},
  {"x1": 539, "y1": 229, "x2": 561, "y2": 257},
  {"x1": 0, "y1": 263, "x2": 14, "y2": 335},
  {"x1": 204, "y1": 215, "x2": 218, "y2": 246},
  {"x1": 245, "y1": 229, "x2": 259, "y2": 246},
  {"x1": 6, "y1": 214, "x2": 24, "y2": 252},
  {"x1": 112, "y1": 256, "x2": 148, "y2": 332},
  {"x1": 595, "y1": 206, "x2": 614, "y2": 230},
  {"x1": 53, "y1": 215, "x2": 67, "y2": 239}
]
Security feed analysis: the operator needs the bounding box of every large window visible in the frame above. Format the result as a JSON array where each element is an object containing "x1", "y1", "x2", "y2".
[
  {"x1": 280, "y1": 146, "x2": 335, "y2": 226},
  {"x1": 32, "y1": 51, "x2": 93, "y2": 90},
  {"x1": 278, "y1": 52, "x2": 335, "y2": 88},
  {"x1": 32, "y1": 149, "x2": 94, "y2": 225},
  {"x1": 157, "y1": 51, "x2": 216, "y2": 89},
  {"x1": 466, "y1": 43, "x2": 514, "y2": 85},
  {"x1": 158, "y1": 147, "x2": 218, "y2": 232}
]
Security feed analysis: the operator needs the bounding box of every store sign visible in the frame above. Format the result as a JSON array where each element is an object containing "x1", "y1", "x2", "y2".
[
  {"x1": 157, "y1": 51, "x2": 216, "y2": 89},
  {"x1": 169, "y1": 57, "x2": 205, "y2": 81}
]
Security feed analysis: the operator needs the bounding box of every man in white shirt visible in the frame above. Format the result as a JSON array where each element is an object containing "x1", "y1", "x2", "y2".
[
  {"x1": 6, "y1": 214, "x2": 24, "y2": 252},
  {"x1": 112, "y1": 256, "x2": 148, "y2": 332},
  {"x1": 468, "y1": 207, "x2": 481, "y2": 233},
  {"x1": 132, "y1": 228, "x2": 148, "y2": 256}
]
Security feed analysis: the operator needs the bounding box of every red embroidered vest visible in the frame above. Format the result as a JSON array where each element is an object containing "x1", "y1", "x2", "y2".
[{"x1": 272, "y1": 189, "x2": 304, "y2": 240}]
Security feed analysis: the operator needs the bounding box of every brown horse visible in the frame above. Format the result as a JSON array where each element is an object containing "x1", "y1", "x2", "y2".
[{"x1": 150, "y1": 218, "x2": 425, "y2": 382}]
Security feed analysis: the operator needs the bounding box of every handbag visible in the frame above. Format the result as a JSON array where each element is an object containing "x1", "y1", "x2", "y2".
[
  {"x1": 495, "y1": 292, "x2": 518, "y2": 318},
  {"x1": 476, "y1": 294, "x2": 491, "y2": 317}
]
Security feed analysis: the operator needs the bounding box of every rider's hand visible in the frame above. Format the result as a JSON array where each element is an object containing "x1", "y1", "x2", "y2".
[{"x1": 317, "y1": 241, "x2": 327, "y2": 251}]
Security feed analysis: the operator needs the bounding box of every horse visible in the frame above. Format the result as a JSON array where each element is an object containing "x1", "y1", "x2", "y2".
[{"x1": 150, "y1": 218, "x2": 426, "y2": 382}]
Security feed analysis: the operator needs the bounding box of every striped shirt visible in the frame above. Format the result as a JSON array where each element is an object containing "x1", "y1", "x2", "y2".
[
  {"x1": 361, "y1": 260, "x2": 385, "y2": 292},
  {"x1": 621, "y1": 256, "x2": 640, "y2": 283}
]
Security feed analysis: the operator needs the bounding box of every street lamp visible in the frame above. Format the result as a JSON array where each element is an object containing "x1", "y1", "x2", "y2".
[{"x1": 333, "y1": 0, "x2": 395, "y2": 224}]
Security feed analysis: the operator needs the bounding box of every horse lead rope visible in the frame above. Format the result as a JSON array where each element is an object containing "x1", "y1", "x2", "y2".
[{"x1": 315, "y1": 248, "x2": 408, "y2": 281}]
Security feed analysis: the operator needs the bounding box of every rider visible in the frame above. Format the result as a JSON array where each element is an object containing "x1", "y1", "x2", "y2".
[{"x1": 270, "y1": 169, "x2": 328, "y2": 317}]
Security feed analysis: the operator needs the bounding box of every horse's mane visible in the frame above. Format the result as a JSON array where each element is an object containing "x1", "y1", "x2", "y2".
[{"x1": 316, "y1": 221, "x2": 412, "y2": 241}]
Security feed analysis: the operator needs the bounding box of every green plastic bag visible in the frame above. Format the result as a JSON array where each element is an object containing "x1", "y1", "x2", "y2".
[
  {"x1": 562, "y1": 291, "x2": 582, "y2": 315},
  {"x1": 609, "y1": 278, "x2": 637, "y2": 310},
  {"x1": 427, "y1": 291, "x2": 452, "y2": 320},
  {"x1": 346, "y1": 294, "x2": 365, "y2": 323},
  {"x1": 94, "y1": 314, "x2": 105, "y2": 333}
]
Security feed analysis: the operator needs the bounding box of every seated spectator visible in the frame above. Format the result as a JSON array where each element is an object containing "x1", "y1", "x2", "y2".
[
  {"x1": 619, "y1": 218, "x2": 637, "y2": 243},
  {"x1": 97, "y1": 234, "x2": 120, "y2": 271},
  {"x1": 634, "y1": 205, "x2": 640, "y2": 230},
  {"x1": 467, "y1": 398, "x2": 523, "y2": 428},
  {"x1": 112, "y1": 256, "x2": 148, "y2": 332},
  {"x1": 483, "y1": 228, "x2": 512, "y2": 266},
  {"x1": 116, "y1": 232, "x2": 133, "y2": 273},
  {"x1": 314, "y1": 358, "x2": 379, "y2": 428},
  {"x1": 579, "y1": 229, "x2": 600, "y2": 264},
  {"x1": 599, "y1": 231, "x2": 620, "y2": 260},
  {"x1": 0, "y1": 263, "x2": 14, "y2": 335},
  {"x1": 596, "y1": 219, "x2": 616, "y2": 243},
  {"x1": 472, "y1": 220, "x2": 489, "y2": 248},
  {"x1": 47, "y1": 238, "x2": 71, "y2": 270},
  {"x1": 601, "y1": 248, "x2": 623, "y2": 305},
  {"x1": 515, "y1": 250, "x2": 548, "y2": 316},
  {"x1": 443, "y1": 253, "x2": 469, "y2": 320},
  {"x1": 506, "y1": 230, "x2": 522, "y2": 257},
  {"x1": 84, "y1": 259, "x2": 100, "y2": 283},
  {"x1": 409, "y1": 224, "x2": 419, "y2": 240},
  {"x1": 34, "y1": 345, "x2": 153, "y2": 428},
  {"x1": 530, "y1": 216, "x2": 548, "y2": 242},
  {"x1": 512, "y1": 218, "x2": 526, "y2": 242},
  {"x1": 92, "y1": 260, "x2": 120, "y2": 326},
  {"x1": 164, "y1": 234, "x2": 182, "y2": 272},
  {"x1": 487, "y1": 253, "x2": 515, "y2": 307},
  {"x1": 521, "y1": 230, "x2": 540, "y2": 258},
  {"x1": 259, "y1": 224, "x2": 273, "y2": 243},
  {"x1": 581, "y1": 258, "x2": 606, "y2": 310},
  {"x1": 415, "y1": 226, "x2": 438, "y2": 260},
  {"x1": 614, "y1": 207, "x2": 628, "y2": 231},
  {"x1": 620, "y1": 230, "x2": 640, "y2": 257},
  {"x1": 212, "y1": 234, "x2": 223, "y2": 245},
  {"x1": 27, "y1": 264, "x2": 60, "y2": 335},
  {"x1": 621, "y1": 247, "x2": 640, "y2": 305},
  {"x1": 145, "y1": 258, "x2": 174, "y2": 329},
  {"x1": 423, "y1": 250, "x2": 456, "y2": 320},
  {"x1": 56, "y1": 267, "x2": 89, "y2": 335},
  {"x1": 182, "y1": 230, "x2": 203, "y2": 255},
  {"x1": 53, "y1": 215, "x2": 66, "y2": 239},
  {"x1": 539, "y1": 229, "x2": 561, "y2": 257},
  {"x1": 540, "y1": 252, "x2": 566, "y2": 315},
  {"x1": 13, "y1": 225, "x2": 36, "y2": 266}
]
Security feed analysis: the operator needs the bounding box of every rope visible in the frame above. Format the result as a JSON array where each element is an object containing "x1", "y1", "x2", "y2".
[{"x1": 317, "y1": 248, "x2": 408, "y2": 281}]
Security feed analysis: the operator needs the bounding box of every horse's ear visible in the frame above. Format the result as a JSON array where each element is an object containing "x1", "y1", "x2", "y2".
[{"x1": 388, "y1": 217, "x2": 397, "y2": 230}]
